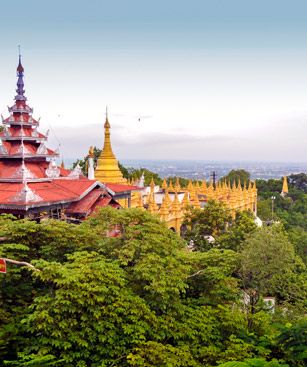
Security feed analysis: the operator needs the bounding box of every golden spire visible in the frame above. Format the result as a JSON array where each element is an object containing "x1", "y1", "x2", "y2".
[
  {"x1": 187, "y1": 179, "x2": 194, "y2": 192},
  {"x1": 147, "y1": 191, "x2": 158, "y2": 213},
  {"x1": 168, "y1": 179, "x2": 175, "y2": 192},
  {"x1": 60, "y1": 160, "x2": 65, "y2": 169},
  {"x1": 175, "y1": 177, "x2": 181, "y2": 192},
  {"x1": 181, "y1": 191, "x2": 190, "y2": 210},
  {"x1": 137, "y1": 193, "x2": 144, "y2": 209},
  {"x1": 159, "y1": 197, "x2": 169, "y2": 220},
  {"x1": 282, "y1": 176, "x2": 289, "y2": 195},
  {"x1": 195, "y1": 181, "x2": 200, "y2": 192},
  {"x1": 162, "y1": 178, "x2": 167, "y2": 190},
  {"x1": 172, "y1": 192, "x2": 181, "y2": 212},
  {"x1": 201, "y1": 179, "x2": 207, "y2": 193},
  {"x1": 150, "y1": 177, "x2": 155, "y2": 192},
  {"x1": 192, "y1": 193, "x2": 201, "y2": 208},
  {"x1": 164, "y1": 188, "x2": 172, "y2": 208},
  {"x1": 95, "y1": 110, "x2": 127, "y2": 184}
]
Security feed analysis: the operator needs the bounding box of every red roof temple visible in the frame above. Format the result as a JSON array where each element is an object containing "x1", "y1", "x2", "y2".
[{"x1": 0, "y1": 55, "x2": 122, "y2": 221}]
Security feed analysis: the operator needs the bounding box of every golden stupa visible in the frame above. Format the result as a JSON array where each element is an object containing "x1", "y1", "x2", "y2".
[{"x1": 95, "y1": 111, "x2": 127, "y2": 184}]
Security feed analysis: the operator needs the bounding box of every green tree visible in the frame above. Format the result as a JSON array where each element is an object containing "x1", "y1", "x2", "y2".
[
  {"x1": 222, "y1": 170, "x2": 251, "y2": 185},
  {"x1": 239, "y1": 225, "x2": 306, "y2": 317},
  {"x1": 275, "y1": 319, "x2": 307, "y2": 367},
  {"x1": 183, "y1": 201, "x2": 256, "y2": 252},
  {"x1": 183, "y1": 200, "x2": 232, "y2": 251},
  {"x1": 217, "y1": 211, "x2": 257, "y2": 251},
  {"x1": 217, "y1": 358, "x2": 289, "y2": 366}
]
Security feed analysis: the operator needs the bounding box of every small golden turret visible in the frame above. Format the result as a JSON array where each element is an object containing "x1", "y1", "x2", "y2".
[
  {"x1": 201, "y1": 179, "x2": 207, "y2": 194},
  {"x1": 281, "y1": 176, "x2": 289, "y2": 196},
  {"x1": 137, "y1": 193, "x2": 144, "y2": 209},
  {"x1": 181, "y1": 191, "x2": 190, "y2": 210},
  {"x1": 150, "y1": 178, "x2": 155, "y2": 193},
  {"x1": 175, "y1": 177, "x2": 181, "y2": 192},
  {"x1": 159, "y1": 197, "x2": 169, "y2": 220},
  {"x1": 162, "y1": 178, "x2": 167, "y2": 190},
  {"x1": 187, "y1": 179, "x2": 194, "y2": 192},
  {"x1": 147, "y1": 191, "x2": 158, "y2": 213},
  {"x1": 172, "y1": 192, "x2": 181, "y2": 212},
  {"x1": 164, "y1": 188, "x2": 172, "y2": 209},
  {"x1": 192, "y1": 191, "x2": 201, "y2": 209},
  {"x1": 168, "y1": 179, "x2": 175, "y2": 192}
]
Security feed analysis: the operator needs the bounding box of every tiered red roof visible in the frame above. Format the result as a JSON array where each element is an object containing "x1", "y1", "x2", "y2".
[{"x1": 0, "y1": 56, "x2": 120, "y2": 218}]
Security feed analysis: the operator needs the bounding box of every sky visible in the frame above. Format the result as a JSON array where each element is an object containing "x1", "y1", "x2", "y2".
[{"x1": 0, "y1": 0, "x2": 306, "y2": 162}]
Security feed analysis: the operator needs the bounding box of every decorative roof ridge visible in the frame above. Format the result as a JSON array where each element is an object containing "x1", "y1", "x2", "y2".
[
  {"x1": 10, "y1": 181, "x2": 42, "y2": 203},
  {"x1": 11, "y1": 160, "x2": 37, "y2": 180}
]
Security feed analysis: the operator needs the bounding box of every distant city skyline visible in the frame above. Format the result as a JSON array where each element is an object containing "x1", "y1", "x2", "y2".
[{"x1": 0, "y1": 0, "x2": 306, "y2": 162}]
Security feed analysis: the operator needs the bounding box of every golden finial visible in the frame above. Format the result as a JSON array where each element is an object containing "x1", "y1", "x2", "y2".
[
  {"x1": 104, "y1": 106, "x2": 110, "y2": 128},
  {"x1": 88, "y1": 146, "x2": 94, "y2": 158},
  {"x1": 60, "y1": 160, "x2": 65, "y2": 169}
]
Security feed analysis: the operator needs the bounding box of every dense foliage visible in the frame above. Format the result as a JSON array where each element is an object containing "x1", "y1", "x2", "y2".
[{"x1": 0, "y1": 172, "x2": 306, "y2": 366}]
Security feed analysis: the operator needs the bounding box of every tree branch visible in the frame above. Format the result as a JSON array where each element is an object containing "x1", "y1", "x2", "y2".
[
  {"x1": 187, "y1": 269, "x2": 205, "y2": 278},
  {"x1": 2, "y1": 258, "x2": 40, "y2": 272}
]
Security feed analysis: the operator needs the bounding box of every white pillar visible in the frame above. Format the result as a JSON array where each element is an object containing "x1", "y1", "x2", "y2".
[{"x1": 88, "y1": 157, "x2": 95, "y2": 180}]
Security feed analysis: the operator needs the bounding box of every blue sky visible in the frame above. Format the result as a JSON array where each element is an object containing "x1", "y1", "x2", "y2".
[{"x1": 0, "y1": 0, "x2": 306, "y2": 162}]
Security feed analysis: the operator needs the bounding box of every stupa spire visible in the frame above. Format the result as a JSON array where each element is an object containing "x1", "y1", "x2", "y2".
[
  {"x1": 16, "y1": 47, "x2": 26, "y2": 101},
  {"x1": 101, "y1": 107, "x2": 115, "y2": 159},
  {"x1": 95, "y1": 109, "x2": 127, "y2": 184},
  {"x1": 281, "y1": 176, "x2": 289, "y2": 196}
]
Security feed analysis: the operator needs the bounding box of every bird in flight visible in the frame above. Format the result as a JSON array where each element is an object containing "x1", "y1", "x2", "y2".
[{"x1": 137, "y1": 115, "x2": 152, "y2": 122}]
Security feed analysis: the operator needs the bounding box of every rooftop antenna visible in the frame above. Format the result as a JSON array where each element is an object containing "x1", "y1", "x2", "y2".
[{"x1": 210, "y1": 171, "x2": 217, "y2": 189}]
